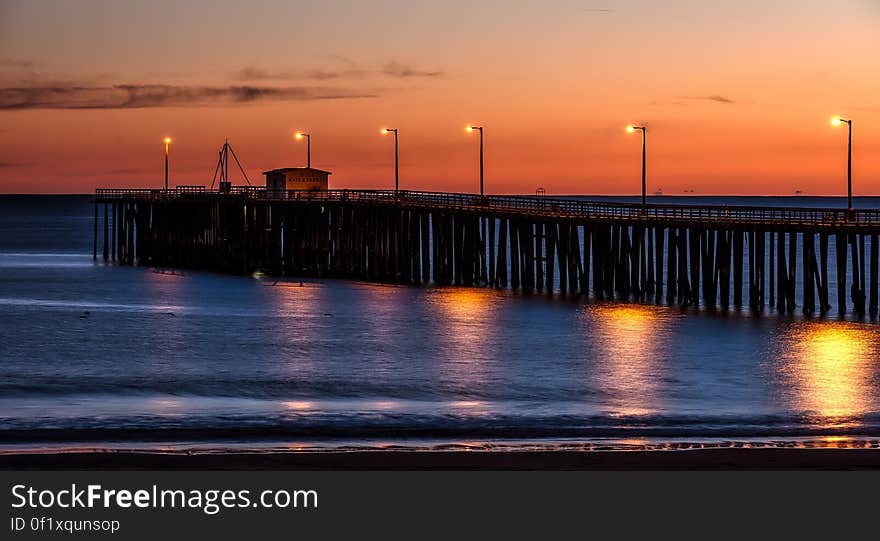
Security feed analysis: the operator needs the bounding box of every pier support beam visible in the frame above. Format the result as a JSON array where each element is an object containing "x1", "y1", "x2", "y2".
[{"x1": 871, "y1": 234, "x2": 879, "y2": 318}]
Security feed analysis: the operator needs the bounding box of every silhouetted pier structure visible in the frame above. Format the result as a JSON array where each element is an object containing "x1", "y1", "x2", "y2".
[{"x1": 94, "y1": 188, "x2": 880, "y2": 319}]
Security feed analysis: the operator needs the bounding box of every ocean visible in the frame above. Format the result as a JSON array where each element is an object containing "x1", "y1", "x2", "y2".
[{"x1": 1, "y1": 194, "x2": 879, "y2": 453}]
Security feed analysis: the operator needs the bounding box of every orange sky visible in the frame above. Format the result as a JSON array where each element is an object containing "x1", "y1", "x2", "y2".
[{"x1": 1, "y1": 0, "x2": 878, "y2": 195}]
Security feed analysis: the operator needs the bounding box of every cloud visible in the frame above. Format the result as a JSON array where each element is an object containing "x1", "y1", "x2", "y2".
[
  {"x1": 675, "y1": 94, "x2": 737, "y2": 104},
  {"x1": 233, "y1": 66, "x2": 369, "y2": 81},
  {"x1": 234, "y1": 65, "x2": 370, "y2": 81},
  {"x1": 381, "y1": 61, "x2": 443, "y2": 78},
  {"x1": 0, "y1": 83, "x2": 378, "y2": 110},
  {"x1": 235, "y1": 60, "x2": 443, "y2": 81},
  {"x1": 583, "y1": 8, "x2": 613, "y2": 14},
  {"x1": 0, "y1": 161, "x2": 28, "y2": 168}
]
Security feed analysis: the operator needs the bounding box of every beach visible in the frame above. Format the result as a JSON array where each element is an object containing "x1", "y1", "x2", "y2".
[{"x1": 4, "y1": 447, "x2": 880, "y2": 470}]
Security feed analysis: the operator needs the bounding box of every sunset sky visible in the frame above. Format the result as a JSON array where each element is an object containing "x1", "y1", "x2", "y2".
[{"x1": 1, "y1": 0, "x2": 878, "y2": 195}]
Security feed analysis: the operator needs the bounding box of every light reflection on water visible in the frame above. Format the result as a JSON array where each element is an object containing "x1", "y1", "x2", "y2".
[
  {"x1": 427, "y1": 288, "x2": 497, "y2": 405},
  {"x1": 588, "y1": 305, "x2": 669, "y2": 417},
  {"x1": 777, "y1": 323, "x2": 879, "y2": 426}
]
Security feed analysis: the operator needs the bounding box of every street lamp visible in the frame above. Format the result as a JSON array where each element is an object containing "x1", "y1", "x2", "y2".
[
  {"x1": 466, "y1": 125, "x2": 484, "y2": 197},
  {"x1": 381, "y1": 128, "x2": 399, "y2": 194},
  {"x1": 295, "y1": 132, "x2": 311, "y2": 168},
  {"x1": 626, "y1": 124, "x2": 647, "y2": 208},
  {"x1": 163, "y1": 137, "x2": 172, "y2": 191},
  {"x1": 830, "y1": 115, "x2": 853, "y2": 211}
]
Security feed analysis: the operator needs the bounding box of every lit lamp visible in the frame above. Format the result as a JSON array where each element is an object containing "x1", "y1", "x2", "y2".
[
  {"x1": 163, "y1": 137, "x2": 172, "y2": 191},
  {"x1": 626, "y1": 125, "x2": 647, "y2": 208},
  {"x1": 830, "y1": 115, "x2": 853, "y2": 211},
  {"x1": 466, "y1": 125, "x2": 484, "y2": 197},
  {"x1": 381, "y1": 128, "x2": 399, "y2": 194},
  {"x1": 295, "y1": 132, "x2": 311, "y2": 168}
]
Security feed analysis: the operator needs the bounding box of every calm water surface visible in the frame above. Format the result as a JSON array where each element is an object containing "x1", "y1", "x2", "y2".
[{"x1": 1, "y1": 195, "x2": 879, "y2": 452}]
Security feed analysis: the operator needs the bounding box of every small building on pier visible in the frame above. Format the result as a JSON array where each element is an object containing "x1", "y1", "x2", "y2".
[{"x1": 264, "y1": 167, "x2": 331, "y2": 195}]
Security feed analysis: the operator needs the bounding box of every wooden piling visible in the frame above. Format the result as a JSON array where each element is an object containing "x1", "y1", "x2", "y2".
[
  {"x1": 535, "y1": 222, "x2": 544, "y2": 291},
  {"x1": 836, "y1": 232, "x2": 847, "y2": 315},
  {"x1": 592, "y1": 227, "x2": 605, "y2": 300},
  {"x1": 581, "y1": 225, "x2": 591, "y2": 294},
  {"x1": 510, "y1": 219, "x2": 520, "y2": 290},
  {"x1": 786, "y1": 231, "x2": 797, "y2": 314},
  {"x1": 497, "y1": 218, "x2": 508, "y2": 288},
  {"x1": 655, "y1": 227, "x2": 664, "y2": 303},
  {"x1": 819, "y1": 233, "x2": 830, "y2": 313},
  {"x1": 871, "y1": 234, "x2": 879, "y2": 318},
  {"x1": 666, "y1": 228, "x2": 677, "y2": 304},
  {"x1": 488, "y1": 216, "x2": 496, "y2": 287},
  {"x1": 570, "y1": 224, "x2": 581, "y2": 294},
  {"x1": 102, "y1": 203, "x2": 109, "y2": 262},
  {"x1": 769, "y1": 230, "x2": 775, "y2": 307},
  {"x1": 546, "y1": 222, "x2": 557, "y2": 292},
  {"x1": 719, "y1": 230, "x2": 731, "y2": 310},
  {"x1": 733, "y1": 230, "x2": 743, "y2": 309}
]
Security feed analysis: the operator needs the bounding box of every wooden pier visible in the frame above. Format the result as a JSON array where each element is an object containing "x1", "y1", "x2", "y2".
[{"x1": 94, "y1": 188, "x2": 880, "y2": 319}]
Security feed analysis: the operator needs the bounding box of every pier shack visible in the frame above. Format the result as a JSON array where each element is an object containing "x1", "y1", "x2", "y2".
[
  {"x1": 264, "y1": 167, "x2": 331, "y2": 196},
  {"x1": 93, "y1": 188, "x2": 880, "y2": 320}
]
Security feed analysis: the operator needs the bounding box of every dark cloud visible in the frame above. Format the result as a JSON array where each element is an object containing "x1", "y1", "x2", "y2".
[
  {"x1": 234, "y1": 66, "x2": 294, "y2": 80},
  {"x1": 0, "y1": 83, "x2": 378, "y2": 110},
  {"x1": 234, "y1": 65, "x2": 369, "y2": 81},
  {"x1": 583, "y1": 8, "x2": 614, "y2": 13},
  {"x1": 0, "y1": 161, "x2": 28, "y2": 168},
  {"x1": 382, "y1": 61, "x2": 443, "y2": 78},
  {"x1": 236, "y1": 60, "x2": 443, "y2": 81},
  {"x1": 676, "y1": 94, "x2": 737, "y2": 104}
]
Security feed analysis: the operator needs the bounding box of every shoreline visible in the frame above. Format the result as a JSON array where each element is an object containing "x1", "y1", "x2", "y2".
[{"x1": 3, "y1": 448, "x2": 880, "y2": 470}]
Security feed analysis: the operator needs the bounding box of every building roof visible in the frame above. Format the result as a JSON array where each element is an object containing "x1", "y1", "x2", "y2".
[{"x1": 262, "y1": 167, "x2": 332, "y2": 175}]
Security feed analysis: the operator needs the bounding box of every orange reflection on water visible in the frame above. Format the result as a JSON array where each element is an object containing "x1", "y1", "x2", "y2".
[
  {"x1": 432, "y1": 288, "x2": 492, "y2": 321},
  {"x1": 591, "y1": 305, "x2": 667, "y2": 416},
  {"x1": 781, "y1": 324, "x2": 878, "y2": 424},
  {"x1": 429, "y1": 288, "x2": 498, "y2": 398},
  {"x1": 283, "y1": 401, "x2": 315, "y2": 411},
  {"x1": 267, "y1": 281, "x2": 323, "y2": 318},
  {"x1": 430, "y1": 287, "x2": 494, "y2": 362}
]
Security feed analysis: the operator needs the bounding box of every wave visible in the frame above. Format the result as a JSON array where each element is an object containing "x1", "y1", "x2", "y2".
[
  {"x1": 3, "y1": 407, "x2": 880, "y2": 444},
  {"x1": 0, "y1": 297, "x2": 183, "y2": 312}
]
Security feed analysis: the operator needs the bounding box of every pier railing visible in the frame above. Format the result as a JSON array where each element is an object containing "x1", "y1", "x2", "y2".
[{"x1": 95, "y1": 187, "x2": 880, "y2": 228}]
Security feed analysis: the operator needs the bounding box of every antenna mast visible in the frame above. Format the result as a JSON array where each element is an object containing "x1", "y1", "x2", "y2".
[{"x1": 210, "y1": 139, "x2": 252, "y2": 192}]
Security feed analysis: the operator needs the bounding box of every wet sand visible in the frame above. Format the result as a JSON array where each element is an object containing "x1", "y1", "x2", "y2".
[{"x1": 3, "y1": 448, "x2": 880, "y2": 470}]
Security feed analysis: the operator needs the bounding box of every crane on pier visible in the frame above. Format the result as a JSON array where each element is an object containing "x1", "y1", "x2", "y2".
[{"x1": 210, "y1": 140, "x2": 252, "y2": 193}]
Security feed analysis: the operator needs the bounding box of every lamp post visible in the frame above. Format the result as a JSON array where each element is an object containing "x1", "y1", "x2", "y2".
[
  {"x1": 163, "y1": 137, "x2": 172, "y2": 191},
  {"x1": 466, "y1": 125, "x2": 484, "y2": 197},
  {"x1": 831, "y1": 116, "x2": 853, "y2": 211},
  {"x1": 381, "y1": 128, "x2": 399, "y2": 194},
  {"x1": 626, "y1": 125, "x2": 647, "y2": 208},
  {"x1": 295, "y1": 132, "x2": 311, "y2": 168}
]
